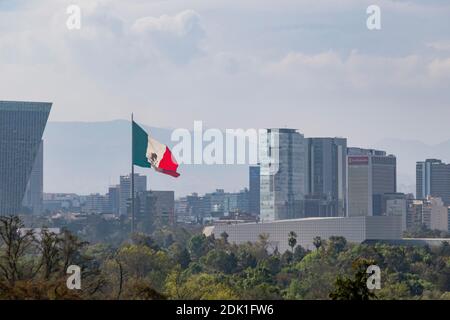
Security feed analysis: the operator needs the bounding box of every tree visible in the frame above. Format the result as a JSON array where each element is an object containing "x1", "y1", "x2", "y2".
[
  {"x1": 220, "y1": 232, "x2": 229, "y2": 244},
  {"x1": 293, "y1": 245, "x2": 308, "y2": 262},
  {"x1": 0, "y1": 216, "x2": 35, "y2": 284},
  {"x1": 59, "y1": 229, "x2": 88, "y2": 276},
  {"x1": 187, "y1": 234, "x2": 209, "y2": 260},
  {"x1": 204, "y1": 249, "x2": 237, "y2": 274},
  {"x1": 37, "y1": 228, "x2": 62, "y2": 280},
  {"x1": 329, "y1": 258, "x2": 377, "y2": 300},
  {"x1": 258, "y1": 233, "x2": 270, "y2": 251},
  {"x1": 288, "y1": 231, "x2": 297, "y2": 253},
  {"x1": 313, "y1": 236, "x2": 322, "y2": 250},
  {"x1": 169, "y1": 243, "x2": 191, "y2": 269},
  {"x1": 327, "y1": 236, "x2": 347, "y2": 254},
  {"x1": 165, "y1": 272, "x2": 237, "y2": 300}
]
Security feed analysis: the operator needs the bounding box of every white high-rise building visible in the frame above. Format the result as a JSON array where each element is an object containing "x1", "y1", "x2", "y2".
[
  {"x1": 259, "y1": 128, "x2": 307, "y2": 221},
  {"x1": 347, "y1": 148, "x2": 396, "y2": 217},
  {"x1": 119, "y1": 173, "x2": 147, "y2": 216}
]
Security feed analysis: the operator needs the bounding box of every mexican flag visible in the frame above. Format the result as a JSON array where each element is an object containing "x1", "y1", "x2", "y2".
[{"x1": 132, "y1": 121, "x2": 180, "y2": 177}]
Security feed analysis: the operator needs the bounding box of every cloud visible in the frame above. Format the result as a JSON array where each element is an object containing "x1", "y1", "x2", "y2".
[
  {"x1": 428, "y1": 57, "x2": 450, "y2": 79},
  {"x1": 131, "y1": 10, "x2": 205, "y2": 64},
  {"x1": 0, "y1": 0, "x2": 450, "y2": 146}
]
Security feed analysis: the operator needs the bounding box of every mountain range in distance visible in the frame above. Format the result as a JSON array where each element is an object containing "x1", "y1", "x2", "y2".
[{"x1": 42, "y1": 120, "x2": 450, "y2": 198}]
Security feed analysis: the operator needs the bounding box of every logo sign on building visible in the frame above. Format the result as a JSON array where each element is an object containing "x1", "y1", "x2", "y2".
[{"x1": 348, "y1": 156, "x2": 369, "y2": 165}]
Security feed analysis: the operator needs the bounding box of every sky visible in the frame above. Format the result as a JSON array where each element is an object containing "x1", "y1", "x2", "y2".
[{"x1": 1, "y1": 0, "x2": 450, "y2": 147}]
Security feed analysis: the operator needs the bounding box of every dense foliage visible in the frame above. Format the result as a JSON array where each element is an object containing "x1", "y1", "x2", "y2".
[{"x1": 1, "y1": 216, "x2": 450, "y2": 300}]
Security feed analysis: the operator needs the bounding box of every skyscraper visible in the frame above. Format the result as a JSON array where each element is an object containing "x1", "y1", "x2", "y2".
[
  {"x1": 249, "y1": 165, "x2": 260, "y2": 215},
  {"x1": 22, "y1": 140, "x2": 44, "y2": 214},
  {"x1": 108, "y1": 185, "x2": 120, "y2": 215},
  {"x1": 416, "y1": 159, "x2": 450, "y2": 206},
  {"x1": 305, "y1": 137, "x2": 347, "y2": 216},
  {"x1": 260, "y1": 128, "x2": 307, "y2": 221},
  {"x1": 119, "y1": 173, "x2": 147, "y2": 216},
  {"x1": 347, "y1": 148, "x2": 396, "y2": 217},
  {"x1": 0, "y1": 101, "x2": 51, "y2": 215}
]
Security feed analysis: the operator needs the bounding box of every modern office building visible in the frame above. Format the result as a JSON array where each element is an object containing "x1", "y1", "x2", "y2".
[
  {"x1": 347, "y1": 148, "x2": 396, "y2": 217},
  {"x1": 107, "y1": 185, "x2": 120, "y2": 215},
  {"x1": 259, "y1": 128, "x2": 307, "y2": 221},
  {"x1": 0, "y1": 101, "x2": 51, "y2": 215},
  {"x1": 249, "y1": 165, "x2": 260, "y2": 216},
  {"x1": 119, "y1": 173, "x2": 147, "y2": 216},
  {"x1": 175, "y1": 193, "x2": 202, "y2": 222},
  {"x1": 22, "y1": 140, "x2": 44, "y2": 214},
  {"x1": 385, "y1": 197, "x2": 408, "y2": 232},
  {"x1": 416, "y1": 159, "x2": 450, "y2": 206},
  {"x1": 204, "y1": 215, "x2": 402, "y2": 252},
  {"x1": 305, "y1": 137, "x2": 347, "y2": 217},
  {"x1": 84, "y1": 193, "x2": 110, "y2": 214},
  {"x1": 224, "y1": 189, "x2": 249, "y2": 214},
  {"x1": 134, "y1": 190, "x2": 175, "y2": 230}
]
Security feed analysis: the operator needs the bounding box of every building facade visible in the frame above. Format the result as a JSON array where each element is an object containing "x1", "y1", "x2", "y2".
[
  {"x1": 406, "y1": 196, "x2": 449, "y2": 232},
  {"x1": 0, "y1": 101, "x2": 51, "y2": 215},
  {"x1": 416, "y1": 159, "x2": 450, "y2": 206},
  {"x1": 259, "y1": 128, "x2": 307, "y2": 221},
  {"x1": 305, "y1": 137, "x2": 347, "y2": 217},
  {"x1": 119, "y1": 173, "x2": 147, "y2": 216},
  {"x1": 204, "y1": 215, "x2": 402, "y2": 253},
  {"x1": 22, "y1": 140, "x2": 44, "y2": 214},
  {"x1": 249, "y1": 165, "x2": 260, "y2": 216},
  {"x1": 347, "y1": 148, "x2": 396, "y2": 217},
  {"x1": 135, "y1": 190, "x2": 175, "y2": 230}
]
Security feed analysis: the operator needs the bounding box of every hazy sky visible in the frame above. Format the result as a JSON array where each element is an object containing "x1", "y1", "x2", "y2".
[{"x1": 1, "y1": 0, "x2": 450, "y2": 147}]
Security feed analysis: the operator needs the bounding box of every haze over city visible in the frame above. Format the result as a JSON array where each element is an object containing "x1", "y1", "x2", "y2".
[{"x1": 1, "y1": 0, "x2": 450, "y2": 147}]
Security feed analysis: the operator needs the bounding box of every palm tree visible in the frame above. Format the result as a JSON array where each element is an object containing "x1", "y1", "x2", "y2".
[
  {"x1": 313, "y1": 236, "x2": 322, "y2": 250},
  {"x1": 288, "y1": 231, "x2": 297, "y2": 252}
]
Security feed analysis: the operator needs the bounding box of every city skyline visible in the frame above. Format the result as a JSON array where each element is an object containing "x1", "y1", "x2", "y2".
[{"x1": 40, "y1": 119, "x2": 450, "y2": 197}]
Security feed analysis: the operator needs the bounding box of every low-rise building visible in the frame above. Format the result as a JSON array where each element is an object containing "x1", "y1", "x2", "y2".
[{"x1": 204, "y1": 215, "x2": 402, "y2": 252}]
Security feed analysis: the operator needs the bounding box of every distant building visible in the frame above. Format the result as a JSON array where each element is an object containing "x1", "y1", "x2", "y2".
[
  {"x1": 224, "y1": 189, "x2": 249, "y2": 214},
  {"x1": 84, "y1": 193, "x2": 110, "y2": 214},
  {"x1": 305, "y1": 137, "x2": 347, "y2": 217},
  {"x1": 0, "y1": 101, "x2": 51, "y2": 215},
  {"x1": 22, "y1": 141, "x2": 44, "y2": 214},
  {"x1": 134, "y1": 190, "x2": 175, "y2": 229},
  {"x1": 448, "y1": 207, "x2": 450, "y2": 233},
  {"x1": 260, "y1": 128, "x2": 307, "y2": 221},
  {"x1": 119, "y1": 173, "x2": 147, "y2": 216},
  {"x1": 175, "y1": 193, "x2": 202, "y2": 222},
  {"x1": 43, "y1": 193, "x2": 81, "y2": 213},
  {"x1": 249, "y1": 165, "x2": 260, "y2": 216},
  {"x1": 204, "y1": 215, "x2": 402, "y2": 253},
  {"x1": 108, "y1": 185, "x2": 120, "y2": 215},
  {"x1": 347, "y1": 148, "x2": 396, "y2": 217},
  {"x1": 385, "y1": 197, "x2": 408, "y2": 232},
  {"x1": 416, "y1": 159, "x2": 450, "y2": 206},
  {"x1": 406, "y1": 196, "x2": 449, "y2": 232}
]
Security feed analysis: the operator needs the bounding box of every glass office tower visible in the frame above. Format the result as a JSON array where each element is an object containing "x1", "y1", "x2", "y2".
[
  {"x1": 0, "y1": 101, "x2": 52, "y2": 215},
  {"x1": 259, "y1": 128, "x2": 307, "y2": 221}
]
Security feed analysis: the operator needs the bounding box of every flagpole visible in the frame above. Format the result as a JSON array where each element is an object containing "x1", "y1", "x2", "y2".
[{"x1": 131, "y1": 113, "x2": 135, "y2": 236}]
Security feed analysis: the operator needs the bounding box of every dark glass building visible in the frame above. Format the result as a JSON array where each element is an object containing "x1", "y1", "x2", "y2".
[
  {"x1": 306, "y1": 137, "x2": 347, "y2": 217},
  {"x1": 416, "y1": 159, "x2": 450, "y2": 206},
  {"x1": 249, "y1": 165, "x2": 260, "y2": 215},
  {"x1": 0, "y1": 101, "x2": 51, "y2": 215}
]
